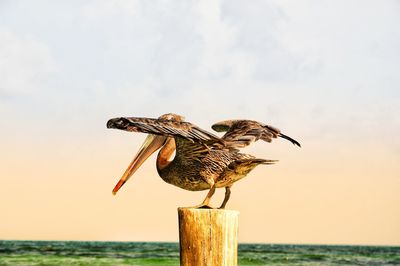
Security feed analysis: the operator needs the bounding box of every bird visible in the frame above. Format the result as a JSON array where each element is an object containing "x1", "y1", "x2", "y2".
[{"x1": 107, "y1": 113, "x2": 300, "y2": 209}]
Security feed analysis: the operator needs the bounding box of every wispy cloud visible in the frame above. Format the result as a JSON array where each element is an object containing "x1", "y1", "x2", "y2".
[
  {"x1": 0, "y1": 27, "x2": 56, "y2": 96},
  {"x1": 0, "y1": 0, "x2": 399, "y2": 245},
  {"x1": 0, "y1": 0, "x2": 398, "y2": 137}
]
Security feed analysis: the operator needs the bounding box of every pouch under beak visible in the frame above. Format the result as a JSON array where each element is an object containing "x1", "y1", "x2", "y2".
[{"x1": 112, "y1": 135, "x2": 166, "y2": 195}]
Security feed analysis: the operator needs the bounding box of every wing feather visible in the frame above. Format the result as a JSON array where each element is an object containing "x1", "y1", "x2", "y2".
[
  {"x1": 107, "y1": 117, "x2": 222, "y2": 145},
  {"x1": 212, "y1": 119, "x2": 301, "y2": 148}
]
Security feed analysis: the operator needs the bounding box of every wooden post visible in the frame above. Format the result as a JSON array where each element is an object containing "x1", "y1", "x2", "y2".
[{"x1": 178, "y1": 207, "x2": 239, "y2": 266}]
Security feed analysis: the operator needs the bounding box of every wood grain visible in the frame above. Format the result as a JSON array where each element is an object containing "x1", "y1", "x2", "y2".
[{"x1": 178, "y1": 207, "x2": 239, "y2": 266}]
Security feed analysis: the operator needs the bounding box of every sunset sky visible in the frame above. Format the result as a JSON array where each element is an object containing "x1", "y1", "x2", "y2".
[{"x1": 1, "y1": 0, "x2": 399, "y2": 245}]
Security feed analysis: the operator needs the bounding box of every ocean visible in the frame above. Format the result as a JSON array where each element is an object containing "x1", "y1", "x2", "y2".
[{"x1": 0, "y1": 240, "x2": 399, "y2": 265}]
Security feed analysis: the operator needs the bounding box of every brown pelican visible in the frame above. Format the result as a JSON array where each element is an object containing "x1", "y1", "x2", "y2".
[{"x1": 107, "y1": 113, "x2": 300, "y2": 209}]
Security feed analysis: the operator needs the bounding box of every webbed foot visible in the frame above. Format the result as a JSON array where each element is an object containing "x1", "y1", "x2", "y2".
[{"x1": 191, "y1": 203, "x2": 215, "y2": 209}]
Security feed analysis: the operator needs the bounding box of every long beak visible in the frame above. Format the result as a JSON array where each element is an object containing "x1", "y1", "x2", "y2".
[{"x1": 112, "y1": 135, "x2": 166, "y2": 195}]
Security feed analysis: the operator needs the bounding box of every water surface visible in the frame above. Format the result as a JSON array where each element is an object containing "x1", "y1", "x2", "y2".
[{"x1": 0, "y1": 241, "x2": 399, "y2": 265}]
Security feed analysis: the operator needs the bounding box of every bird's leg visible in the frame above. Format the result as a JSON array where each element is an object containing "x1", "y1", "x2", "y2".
[
  {"x1": 200, "y1": 185, "x2": 216, "y2": 208},
  {"x1": 193, "y1": 180, "x2": 216, "y2": 209},
  {"x1": 219, "y1": 186, "x2": 232, "y2": 209}
]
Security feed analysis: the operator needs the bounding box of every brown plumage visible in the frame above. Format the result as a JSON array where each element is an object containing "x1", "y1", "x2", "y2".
[{"x1": 107, "y1": 113, "x2": 300, "y2": 209}]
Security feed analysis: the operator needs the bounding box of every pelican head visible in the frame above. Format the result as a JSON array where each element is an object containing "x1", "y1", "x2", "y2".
[
  {"x1": 158, "y1": 113, "x2": 185, "y2": 121},
  {"x1": 107, "y1": 113, "x2": 183, "y2": 195}
]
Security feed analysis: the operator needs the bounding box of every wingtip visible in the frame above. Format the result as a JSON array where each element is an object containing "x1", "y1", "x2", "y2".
[
  {"x1": 292, "y1": 141, "x2": 301, "y2": 148},
  {"x1": 293, "y1": 139, "x2": 301, "y2": 147},
  {"x1": 279, "y1": 133, "x2": 301, "y2": 148}
]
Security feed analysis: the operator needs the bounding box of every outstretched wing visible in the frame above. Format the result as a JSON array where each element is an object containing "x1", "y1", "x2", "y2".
[
  {"x1": 212, "y1": 120, "x2": 301, "y2": 148},
  {"x1": 107, "y1": 117, "x2": 222, "y2": 145}
]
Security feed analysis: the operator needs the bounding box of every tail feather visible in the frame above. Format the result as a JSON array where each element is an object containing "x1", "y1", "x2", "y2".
[
  {"x1": 226, "y1": 158, "x2": 277, "y2": 176},
  {"x1": 259, "y1": 159, "x2": 279, "y2": 165},
  {"x1": 235, "y1": 158, "x2": 278, "y2": 165}
]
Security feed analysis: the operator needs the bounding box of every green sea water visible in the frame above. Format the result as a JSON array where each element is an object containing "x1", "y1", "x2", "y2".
[{"x1": 0, "y1": 241, "x2": 399, "y2": 266}]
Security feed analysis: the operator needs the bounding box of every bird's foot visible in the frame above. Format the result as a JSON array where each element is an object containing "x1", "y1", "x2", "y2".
[{"x1": 191, "y1": 203, "x2": 215, "y2": 209}]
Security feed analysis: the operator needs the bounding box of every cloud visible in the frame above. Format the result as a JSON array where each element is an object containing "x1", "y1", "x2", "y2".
[
  {"x1": 0, "y1": 27, "x2": 56, "y2": 96},
  {"x1": 220, "y1": 0, "x2": 309, "y2": 82},
  {"x1": 0, "y1": 0, "x2": 398, "y2": 141},
  {"x1": 81, "y1": 0, "x2": 139, "y2": 20},
  {"x1": 1, "y1": 0, "x2": 399, "y2": 245}
]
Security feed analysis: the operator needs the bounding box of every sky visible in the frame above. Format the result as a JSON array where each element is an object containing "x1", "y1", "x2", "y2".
[{"x1": 0, "y1": 0, "x2": 399, "y2": 245}]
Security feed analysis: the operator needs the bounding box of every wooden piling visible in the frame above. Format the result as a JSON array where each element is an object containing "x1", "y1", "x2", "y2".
[{"x1": 178, "y1": 207, "x2": 239, "y2": 266}]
